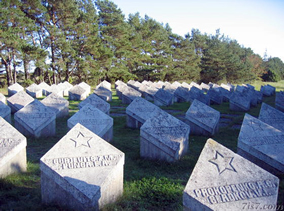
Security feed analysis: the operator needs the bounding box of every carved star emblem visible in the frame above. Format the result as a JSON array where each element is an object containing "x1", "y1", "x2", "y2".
[
  {"x1": 70, "y1": 132, "x2": 92, "y2": 148},
  {"x1": 209, "y1": 151, "x2": 237, "y2": 175}
]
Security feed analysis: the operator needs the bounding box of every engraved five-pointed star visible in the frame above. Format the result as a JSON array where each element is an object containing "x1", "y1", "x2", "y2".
[
  {"x1": 209, "y1": 151, "x2": 237, "y2": 175},
  {"x1": 70, "y1": 132, "x2": 92, "y2": 148}
]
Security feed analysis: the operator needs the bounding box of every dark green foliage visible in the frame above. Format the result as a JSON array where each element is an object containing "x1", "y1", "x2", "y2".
[{"x1": 262, "y1": 57, "x2": 284, "y2": 82}]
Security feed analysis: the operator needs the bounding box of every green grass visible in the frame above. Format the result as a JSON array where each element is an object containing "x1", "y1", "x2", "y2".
[{"x1": 0, "y1": 82, "x2": 284, "y2": 210}]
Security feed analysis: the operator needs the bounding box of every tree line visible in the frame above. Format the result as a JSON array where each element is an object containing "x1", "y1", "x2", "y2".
[{"x1": 1, "y1": 0, "x2": 284, "y2": 87}]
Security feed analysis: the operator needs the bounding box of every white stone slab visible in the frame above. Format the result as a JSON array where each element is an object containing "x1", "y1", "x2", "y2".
[
  {"x1": 69, "y1": 85, "x2": 88, "y2": 101},
  {"x1": 38, "y1": 81, "x2": 50, "y2": 96},
  {"x1": 0, "y1": 117, "x2": 27, "y2": 178},
  {"x1": 7, "y1": 91, "x2": 34, "y2": 114},
  {"x1": 207, "y1": 88, "x2": 223, "y2": 105},
  {"x1": 78, "y1": 82, "x2": 91, "y2": 95},
  {"x1": 238, "y1": 113, "x2": 284, "y2": 173},
  {"x1": 183, "y1": 138, "x2": 279, "y2": 211},
  {"x1": 126, "y1": 97, "x2": 162, "y2": 128},
  {"x1": 40, "y1": 123, "x2": 124, "y2": 210},
  {"x1": 41, "y1": 93, "x2": 69, "y2": 118},
  {"x1": 140, "y1": 111, "x2": 190, "y2": 162},
  {"x1": 14, "y1": 100, "x2": 56, "y2": 138},
  {"x1": 200, "y1": 82, "x2": 210, "y2": 92},
  {"x1": 174, "y1": 86, "x2": 190, "y2": 102},
  {"x1": 79, "y1": 94, "x2": 110, "y2": 115},
  {"x1": 47, "y1": 84, "x2": 64, "y2": 97},
  {"x1": 153, "y1": 89, "x2": 174, "y2": 106},
  {"x1": 185, "y1": 99, "x2": 220, "y2": 136},
  {"x1": 8, "y1": 83, "x2": 24, "y2": 96},
  {"x1": 275, "y1": 91, "x2": 284, "y2": 112},
  {"x1": 116, "y1": 83, "x2": 127, "y2": 99},
  {"x1": 261, "y1": 85, "x2": 275, "y2": 96},
  {"x1": 229, "y1": 91, "x2": 250, "y2": 111},
  {"x1": 259, "y1": 103, "x2": 284, "y2": 132},
  {"x1": 121, "y1": 86, "x2": 141, "y2": 104},
  {"x1": 144, "y1": 86, "x2": 158, "y2": 101},
  {"x1": 58, "y1": 81, "x2": 73, "y2": 97},
  {"x1": 0, "y1": 93, "x2": 6, "y2": 104},
  {"x1": 94, "y1": 87, "x2": 112, "y2": 102},
  {"x1": 0, "y1": 101, "x2": 11, "y2": 123},
  {"x1": 26, "y1": 83, "x2": 43, "y2": 98},
  {"x1": 68, "y1": 103, "x2": 113, "y2": 142},
  {"x1": 96, "y1": 80, "x2": 111, "y2": 91}
]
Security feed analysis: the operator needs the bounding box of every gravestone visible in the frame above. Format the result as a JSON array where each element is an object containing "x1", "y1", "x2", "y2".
[
  {"x1": 96, "y1": 80, "x2": 111, "y2": 91},
  {"x1": 128, "y1": 81, "x2": 141, "y2": 91},
  {"x1": 238, "y1": 113, "x2": 284, "y2": 173},
  {"x1": 0, "y1": 93, "x2": 6, "y2": 104},
  {"x1": 8, "y1": 82, "x2": 24, "y2": 96},
  {"x1": 69, "y1": 85, "x2": 88, "y2": 101},
  {"x1": 174, "y1": 86, "x2": 190, "y2": 102},
  {"x1": 260, "y1": 84, "x2": 275, "y2": 96},
  {"x1": 38, "y1": 81, "x2": 50, "y2": 96},
  {"x1": 26, "y1": 83, "x2": 43, "y2": 98},
  {"x1": 258, "y1": 103, "x2": 284, "y2": 132},
  {"x1": 275, "y1": 91, "x2": 284, "y2": 112},
  {"x1": 67, "y1": 103, "x2": 113, "y2": 142},
  {"x1": 78, "y1": 82, "x2": 91, "y2": 95},
  {"x1": 140, "y1": 110, "x2": 190, "y2": 162},
  {"x1": 183, "y1": 138, "x2": 279, "y2": 211},
  {"x1": 7, "y1": 91, "x2": 34, "y2": 114},
  {"x1": 94, "y1": 87, "x2": 112, "y2": 102},
  {"x1": 229, "y1": 91, "x2": 250, "y2": 111},
  {"x1": 200, "y1": 82, "x2": 210, "y2": 92},
  {"x1": 58, "y1": 81, "x2": 73, "y2": 97},
  {"x1": 207, "y1": 88, "x2": 223, "y2": 105},
  {"x1": 121, "y1": 86, "x2": 141, "y2": 104},
  {"x1": 40, "y1": 123, "x2": 124, "y2": 210},
  {"x1": 153, "y1": 89, "x2": 174, "y2": 106},
  {"x1": 221, "y1": 83, "x2": 234, "y2": 92},
  {"x1": 185, "y1": 99, "x2": 220, "y2": 136},
  {"x1": 138, "y1": 84, "x2": 149, "y2": 98},
  {"x1": 172, "y1": 81, "x2": 181, "y2": 88},
  {"x1": 126, "y1": 97, "x2": 162, "y2": 128},
  {"x1": 79, "y1": 94, "x2": 110, "y2": 115},
  {"x1": 0, "y1": 117, "x2": 27, "y2": 178},
  {"x1": 41, "y1": 93, "x2": 69, "y2": 118},
  {"x1": 219, "y1": 87, "x2": 232, "y2": 102},
  {"x1": 0, "y1": 101, "x2": 11, "y2": 123},
  {"x1": 116, "y1": 83, "x2": 127, "y2": 99},
  {"x1": 115, "y1": 80, "x2": 125, "y2": 89},
  {"x1": 47, "y1": 84, "x2": 64, "y2": 97},
  {"x1": 153, "y1": 81, "x2": 164, "y2": 89},
  {"x1": 144, "y1": 86, "x2": 159, "y2": 101},
  {"x1": 14, "y1": 100, "x2": 56, "y2": 138},
  {"x1": 189, "y1": 86, "x2": 210, "y2": 105}
]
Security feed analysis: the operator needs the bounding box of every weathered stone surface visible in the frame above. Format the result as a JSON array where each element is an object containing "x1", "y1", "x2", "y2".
[
  {"x1": 7, "y1": 91, "x2": 34, "y2": 114},
  {"x1": 79, "y1": 94, "x2": 110, "y2": 115},
  {"x1": 144, "y1": 86, "x2": 158, "y2": 101},
  {"x1": 68, "y1": 103, "x2": 113, "y2": 142},
  {"x1": 47, "y1": 84, "x2": 64, "y2": 97},
  {"x1": 0, "y1": 117, "x2": 27, "y2": 178},
  {"x1": 221, "y1": 83, "x2": 234, "y2": 92},
  {"x1": 8, "y1": 83, "x2": 24, "y2": 96},
  {"x1": 26, "y1": 83, "x2": 43, "y2": 98},
  {"x1": 0, "y1": 101, "x2": 11, "y2": 123},
  {"x1": 183, "y1": 138, "x2": 279, "y2": 211},
  {"x1": 275, "y1": 91, "x2": 284, "y2": 112},
  {"x1": 94, "y1": 87, "x2": 112, "y2": 102},
  {"x1": 153, "y1": 89, "x2": 174, "y2": 106},
  {"x1": 116, "y1": 83, "x2": 127, "y2": 99},
  {"x1": 185, "y1": 99, "x2": 220, "y2": 136},
  {"x1": 200, "y1": 82, "x2": 210, "y2": 92},
  {"x1": 121, "y1": 86, "x2": 141, "y2": 104},
  {"x1": 189, "y1": 86, "x2": 210, "y2": 105},
  {"x1": 238, "y1": 113, "x2": 284, "y2": 173},
  {"x1": 260, "y1": 84, "x2": 275, "y2": 96},
  {"x1": 58, "y1": 81, "x2": 73, "y2": 97},
  {"x1": 40, "y1": 123, "x2": 124, "y2": 210},
  {"x1": 140, "y1": 110, "x2": 190, "y2": 162},
  {"x1": 207, "y1": 88, "x2": 223, "y2": 105},
  {"x1": 174, "y1": 86, "x2": 190, "y2": 102},
  {"x1": 229, "y1": 91, "x2": 250, "y2": 111},
  {"x1": 0, "y1": 93, "x2": 6, "y2": 104},
  {"x1": 14, "y1": 100, "x2": 56, "y2": 138},
  {"x1": 96, "y1": 80, "x2": 111, "y2": 91},
  {"x1": 258, "y1": 103, "x2": 284, "y2": 132},
  {"x1": 41, "y1": 93, "x2": 69, "y2": 118},
  {"x1": 126, "y1": 97, "x2": 162, "y2": 128},
  {"x1": 128, "y1": 81, "x2": 141, "y2": 91},
  {"x1": 69, "y1": 85, "x2": 88, "y2": 101},
  {"x1": 78, "y1": 82, "x2": 91, "y2": 95},
  {"x1": 38, "y1": 82, "x2": 50, "y2": 96},
  {"x1": 219, "y1": 87, "x2": 232, "y2": 102}
]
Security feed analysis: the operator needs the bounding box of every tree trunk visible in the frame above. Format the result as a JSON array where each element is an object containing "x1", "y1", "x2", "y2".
[{"x1": 23, "y1": 58, "x2": 30, "y2": 80}]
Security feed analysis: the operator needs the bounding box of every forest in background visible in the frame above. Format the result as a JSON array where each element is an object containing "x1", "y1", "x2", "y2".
[{"x1": 1, "y1": 0, "x2": 284, "y2": 87}]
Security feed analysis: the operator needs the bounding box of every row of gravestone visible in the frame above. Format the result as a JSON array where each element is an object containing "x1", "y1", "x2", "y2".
[{"x1": 1, "y1": 80, "x2": 283, "y2": 210}]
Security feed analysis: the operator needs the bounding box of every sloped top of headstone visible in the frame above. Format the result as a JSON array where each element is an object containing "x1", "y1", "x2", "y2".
[
  {"x1": 58, "y1": 81, "x2": 73, "y2": 91},
  {"x1": 0, "y1": 93, "x2": 6, "y2": 104},
  {"x1": 276, "y1": 91, "x2": 284, "y2": 107},
  {"x1": 229, "y1": 91, "x2": 250, "y2": 108},
  {"x1": 138, "y1": 84, "x2": 148, "y2": 93},
  {"x1": 96, "y1": 80, "x2": 111, "y2": 91},
  {"x1": 26, "y1": 83, "x2": 41, "y2": 92},
  {"x1": 14, "y1": 99, "x2": 56, "y2": 132},
  {"x1": 0, "y1": 101, "x2": 11, "y2": 117},
  {"x1": 0, "y1": 116, "x2": 26, "y2": 165},
  {"x1": 144, "y1": 86, "x2": 158, "y2": 96},
  {"x1": 62, "y1": 81, "x2": 73, "y2": 89},
  {"x1": 8, "y1": 82, "x2": 24, "y2": 91},
  {"x1": 162, "y1": 83, "x2": 176, "y2": 94},
  {"x1": 154, "y1": 89, "x2": 173, "y2": 101},
  {"x1": 186, "y1": 99, "x2": 220, "y2": 131},
  {"x1": 172, "y1": 81, "x2": 181, "y2": 87},
  {"x1": 126, "y1": 97, "x2": 161, "y2": 122},
  {"x1": 78, "y1": 82, "x2": 90, "y2": 90},
  {"x1": 184, "y1": 138, "x2": 279, "y2": 211},
  {"x1": 68, "y1": 103, "x2": 113, "y2": 137},
  {"x1": 181, "y1": 82, "x2": 191, "y2": 89},
  {"x1": 258, "y1": 103, "x2": 284, "y2": 131},
  {"x1": 78, "y1": 94, "x2": 110, "y2": 113},
  {"x1": 141, "y1": 110, "x2": 190, "y2": 152},
  {"x1": 69, "y1": 85, "x2": 88, "y2": 95},
  {"x1": 200, "y1": 82, "x2": 210, "y2": 91},
  {"x1": 7, "y1": 91, "x2": 34, "y2": 109},
  {"x1": 41, "y1": 93, "x2": 69, "y2": 110},
  {"x1": 122, "y1": 86, "x2": 141, "y2": 99},
  {"x1": 40, "y1": 123, "x2": 124, "y2": 201},
  {"x1": 221, "y1": 83, "x2": 234, "y2": 92},
  {"x1": 48, "y1": 84, "x2": 63, "y2": 94}
]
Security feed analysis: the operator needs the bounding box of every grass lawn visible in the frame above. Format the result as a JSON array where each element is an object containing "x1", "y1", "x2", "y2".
[{"x1": 0, "y1": 82, "x2": 283, "y2": 210}]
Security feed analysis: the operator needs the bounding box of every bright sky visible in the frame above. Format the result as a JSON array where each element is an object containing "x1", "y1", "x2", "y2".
[{"x1": 113, "y1": 0, "x2": 284, "y2": 62}]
